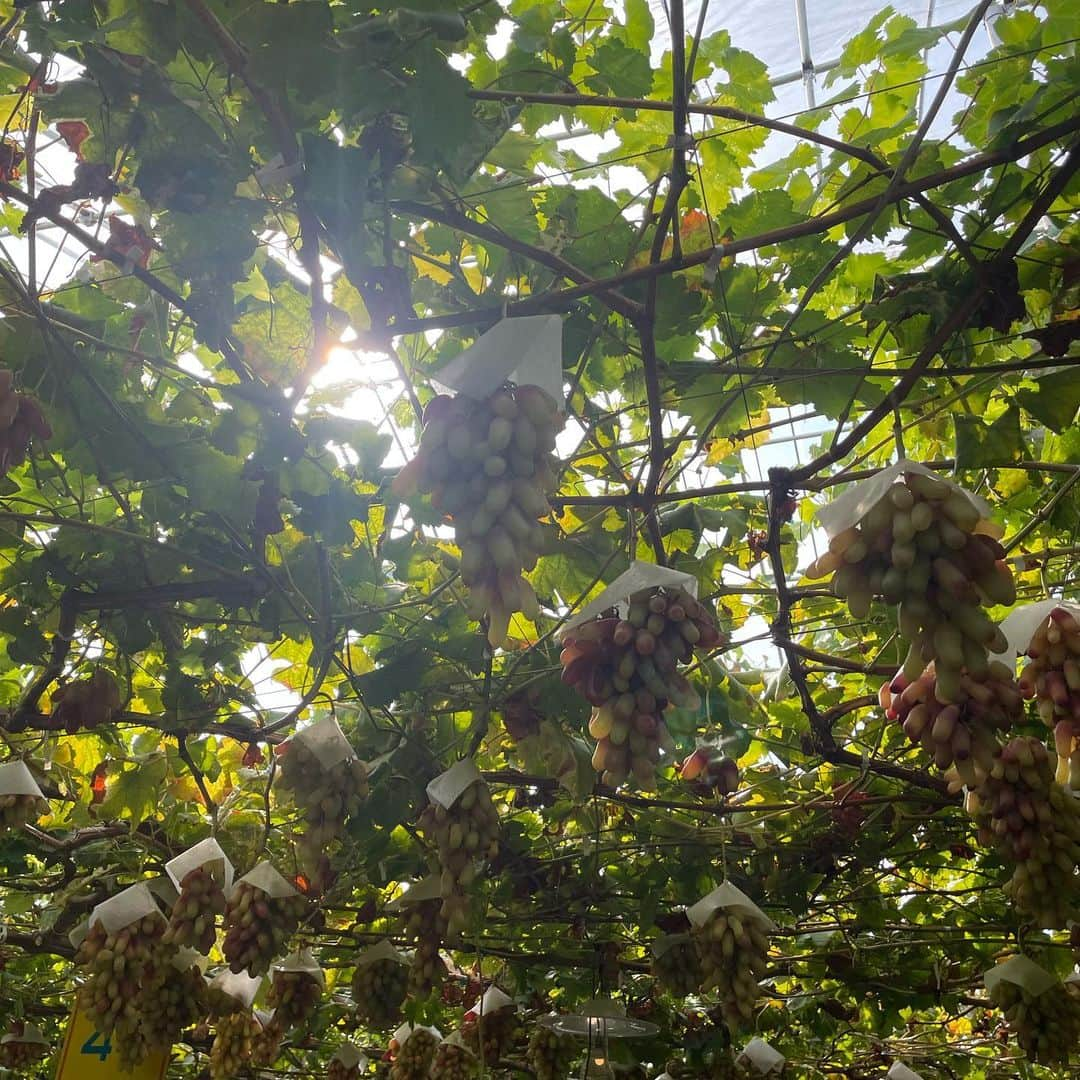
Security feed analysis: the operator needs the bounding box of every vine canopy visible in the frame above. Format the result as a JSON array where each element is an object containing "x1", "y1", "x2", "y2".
[{"x1": 0, "y1": 0, "x2": 1077, "y2": 1078}]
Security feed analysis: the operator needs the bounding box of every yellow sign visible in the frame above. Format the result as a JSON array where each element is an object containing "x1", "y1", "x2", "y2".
[{"x1": 55, "y1": 1008, "x2": 168, "y2": 1080}]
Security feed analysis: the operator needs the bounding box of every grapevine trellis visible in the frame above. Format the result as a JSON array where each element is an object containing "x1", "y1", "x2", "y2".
[{"x1": 0, "y1": 0, "x2": 1076, "y2": 1078}]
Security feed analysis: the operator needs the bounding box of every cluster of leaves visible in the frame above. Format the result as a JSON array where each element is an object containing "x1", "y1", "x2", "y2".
[{"x1": 0, "y1": 0, "x2": 1075, "y2": 1078}]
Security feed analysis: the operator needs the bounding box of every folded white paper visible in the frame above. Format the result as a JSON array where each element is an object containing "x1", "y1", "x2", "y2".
[
  {"x1": 816, "y1": 459, "x2": 990, "y2": 539},
  {"x1": 166, "y1": 837, "x2": 234, "y2": 893},
  {"x1": 427, "y1": 759, "x2": 483, "y2": 810},
  {"x1": 431, "y1": 314, "x2": 564, "y2": 405},
  {"x1": 983, "y1": 955, "x2": 1058, "y2": 997},
  {"x1": 1000, "y1": 599, "x2": 1080, "y2": 659},
  {"x1": 0, "y1": 760, "x2": 45, "y2": 798},
  {"x1": 560, "y1": 561, "x2": 698, "y2": 638},
  {"x1": 686, "y1": 881, "x2": 775, "y2": 931}
]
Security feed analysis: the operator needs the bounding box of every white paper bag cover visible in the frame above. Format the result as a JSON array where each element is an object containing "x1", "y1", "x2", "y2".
[
  {"x1": 816, "y1": 459, "x2": 991, "y2": 539},
  {"x1": 288, "y1": 715, "x2": 358, "y2": 771},
  {"x1": 427, "y1": 758, "x2": 483, "y2": 810},
  {"x1": 1, "y1": 1025, "x2": 47, "y2": 1046},
  {"x1": 560, "y1": 561, "x2": 698, "y2": 639},
  {"x1": 209, "y1": 969, "x2": 262, "y2": 1008},
  {"x1": 332, "y1": 1043, "x2": 367, "y2": 1069},
  {"x1": 393, "y1": 1022, "x2": 442, "y2": 1047},
  {"x1": 89, "y1": 882, "x2": 164, "y2": 935},
  {"x1": 465, "y1": 985, "x2": 513, "y2": 1017},
  {"x1": 431, "y1": 314, "x2": 564, "y2": 405},
  {"x1": 387, "y1": 875, "x2": 442, "y2": 910},
  {"x1": 886, "y1": 1065, "x2": 924, "y2": 1080},
  {"x1": 737, "y1": 1037, "x2": 785, "y2": 1073},
  {"x1": 356, "y1": 938, "x2": 407, "y2": 967},
  {"x1": 237, "y1": 860, "x2": 298, "y2": 899},
  {"x1": 166, "y1": 836, "x2": 234, "y2": 892},
  {"x1": 1001, "y1": 599, "x2": 1080, "y2": 658},
  {"x1": 983, "y1": 954, "x2": 1058, "y2": 996},
  {"x1": 274, "y1": 948, "x2": 325, "y2": 988},
  {"x1": 686, "y1": 881, "x2": 775, "y2": 931},
  {"x1": 0, "y1": 760, "x2": 45, "y2": 798}
]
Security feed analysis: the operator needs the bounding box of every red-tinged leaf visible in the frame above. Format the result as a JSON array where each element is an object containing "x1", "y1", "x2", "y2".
[
  {"x1": 242, "y1": 743, "x2": 264, "y2": 768},
  {"x1": 56, "y1": 120, "x2": 90, "y2": 160}
]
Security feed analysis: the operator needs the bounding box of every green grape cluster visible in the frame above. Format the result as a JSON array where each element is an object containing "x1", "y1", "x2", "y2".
[
  {"x1": 419, "y1": 779, "x2": 500, "y2": 936},
  {"x1": 693, "y1": 910, "x2": 770, "y2": 1030},
  {"x1": 402, "y1": 898, "x2": 448, "y2": 997},
  {"x1": 989, "y1": 977, "x2": 1080, "y2": 1067},
  {"x1": 388, "y1": 1029, "x2": 440, "y2": 1080},
  {"x1": 163, "y1": 866, "x2": 226, "y2": 954},
  {"x1": 967, "y1": 736, "x2": 1080, "y2": 928},
  {"x1": 806, "y1": 472, "x2": 1014, "y2": 682},
  {"x1": 75, "y1": 917, "x2": 170, "y2": 1035},
  {"x1": 560, "y1": 586, "x2": 721, "y2": 790},
  {"x1": 880, "y1": 660, "x2": 1020, "y2": 786},
  {"x1": 0, "y1": 791, "x2": 48, "y2": 832},
  {"x1": 276, "y1": 735, "x2": 369, "y2": 864},
  {"x1": 352, "y1": 956, "x2": 409, "y2": 1028},
  {"x1": 267, "y1": 967, "x2": 322, "y2": 1030},
  {"x1": 526, "y1": 1026, "x2": 578, "y2": 1080},
  {"x1": 209, "y1": 1010, "x2": 259, "y2": 1080},
  {"x1": 431, "y1": 1039, "x2": 478, "y2": 1080},
  {"x1": 145, "y1": 961, "x2": 206, "y2": 1048},
  {"x1": 652, "y1": 934, "x2": 703, "y2": 997},
  {"x1": 222, "y1": 881, "x2": 308, "y2": 976},
  {"x1": 393, "y1": 385, "x2": 563, "y2": 647}
]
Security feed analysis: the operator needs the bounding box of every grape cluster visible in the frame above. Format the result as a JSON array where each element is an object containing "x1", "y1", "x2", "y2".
[
  {"x1": 431, "y1": 1039, "x2": 478, "y2": 1080},
  {"x1": 560, "y1": 586, "x2": 721, "y2": 790},
  {"x1": 989, "y1": 977, "x2": 1080, "y2": 1067},
  {"x1": 328, "y1": 1058, "x2": 361, "y2": 1080},
  {"x1": 393, "y1": 385, "x2": 563, "y2": 647},
  {"x1": 419, "y1": 779, "x2": 500, "y2": 936},
  {"x1": 352, "y1": 955, "x2": 409, "y2": 1028},
  {"x1": 693, "y1": 910, "x2": 770, "y2": 1030},
  {"x1": 966, "y1": 736, "x2": 1080, "y2": 928},
  {"x1": 679, "y1": 748, "x2": 740, "y2": 797},
  {"x1": 0, "y1": 790, "x2": 48, "y2": 832},
  {"x1": 267, "y1": 967, "x2": 322, "y2": 1030},
  {"x1": 461, "y1": 1004, "x2": 517, "y2": 1067},
  {"x1": 1019, "y1": 608, "x2": 1080, "y2": 769},
  {"x1": 806, "y1": 473, "x2": 1014, "y2": 682},
  {"x1": 206, "y1": 983, "x2": 246, "y2": 1019},
  {"x1": 210, "y1": 1010, "x2": 259, "y2": 1080},
  {"x1": 164, "y1": 866, "x2": 226, "y2": 954},
  {"x1": 526, "y1": 1025, "x2": 578, "y2": 1080},
  {"x1": 0, "y1": 1036, "x2": 48, "y2": 1071},
  {"x1": 51, "y1": 669, "x2": 122, "y2": 733},
  {"x1": 388, "y1": 1029, "x2": 440, "y2": 1080},
  {"x1": 276, "y1": 734, "x2": 369, "y2": 866},
  {"x1": 880, "y1": 660, "x2": 1020, "y2": 787},
  {"x1": 222, "y1": 881, "x2": 308, "y2": 976},
  {"x1": 0, "y1": 370, "x2": 50, "y2": 477},
  {"x1": 652, "y1": 934, "x2": 704, "y2": 997},
  {"x1": 135, "y1": 959, "x2": 206, "y2": 1053},
  {"x1": 402, "y1": 898, "x2": 448, "y2": 997},
  {"x1": 251, "y1": 1016, "x2": 284, "y2": 1068},
  {"x1": 75, "y1": 916, "x2": 169, "y2": 1035}
]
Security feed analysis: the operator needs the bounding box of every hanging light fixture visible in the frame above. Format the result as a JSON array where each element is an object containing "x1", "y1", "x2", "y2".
[{"x1": 546, "y1": 998, "x2": 658, "y2": 1080}]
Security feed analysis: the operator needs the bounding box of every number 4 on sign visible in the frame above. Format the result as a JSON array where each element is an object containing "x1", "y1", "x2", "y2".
[
  {"x1": 55, "y1": 1008, "x2": 168, "y2": 1080},
  {"x1": 81, "y1": 1030, "x2": 112, "y2": 1062}
]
